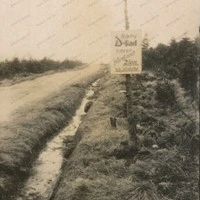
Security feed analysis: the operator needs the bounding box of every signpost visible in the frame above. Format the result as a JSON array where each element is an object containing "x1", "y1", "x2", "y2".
[{"x1": 111, "y1": 0, "x2": 142, "y2": 148}]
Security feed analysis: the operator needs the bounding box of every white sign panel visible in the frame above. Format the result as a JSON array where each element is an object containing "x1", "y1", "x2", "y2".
[{"x1": 111, "y1": 30, "x2": 142, "y2": 74}]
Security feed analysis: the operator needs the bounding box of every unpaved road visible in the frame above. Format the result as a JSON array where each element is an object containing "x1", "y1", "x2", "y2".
[{"x1": 0, "y1": 64, "x2": 102, "y2": 123}]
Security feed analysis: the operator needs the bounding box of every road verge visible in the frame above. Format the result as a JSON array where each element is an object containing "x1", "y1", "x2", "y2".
[{"x1": 0, "y1": 68, "x2": 104, "y2": 200}]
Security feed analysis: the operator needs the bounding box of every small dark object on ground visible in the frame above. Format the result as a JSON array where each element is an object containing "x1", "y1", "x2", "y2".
[
  {"x1": 84, "y1": 101, "x2": 93, "y2": 113},
  {"x1": 110, "y1": 117, "x2": 117, "y2": 128},
  {"x1": 120, "y1": 140, "x2": 129, "y2": 146},
  {"x1": 64, "y1": 136, "x2": 76, "y2": 158},
  {"x1": 112, "y1": 145, "x2": 138, "y2": 160}
]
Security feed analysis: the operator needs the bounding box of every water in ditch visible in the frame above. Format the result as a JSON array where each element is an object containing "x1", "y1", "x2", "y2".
[{"x1": 15, "y1": 80, "x2": 99, "y2": 200}]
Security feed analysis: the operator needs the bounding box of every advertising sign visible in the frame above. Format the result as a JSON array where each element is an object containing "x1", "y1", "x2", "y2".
[{"x1": 111, "y1": 30, "x2": 142, "y2": 74}]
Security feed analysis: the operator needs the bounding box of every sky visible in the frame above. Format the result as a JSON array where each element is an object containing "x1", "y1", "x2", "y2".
[{"x1": 0, "y1": 0, "x2": 199, "y2": 63}]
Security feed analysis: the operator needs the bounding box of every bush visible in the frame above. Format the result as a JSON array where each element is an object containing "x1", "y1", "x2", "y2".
[{"x1": 155, "y1": 80, "x2": 176, "y2": 107}]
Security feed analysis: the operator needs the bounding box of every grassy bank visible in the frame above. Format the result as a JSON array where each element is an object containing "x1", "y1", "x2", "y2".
[
  {"x1": 52, "y1": 72, "x2": 198, "y2": 200},
  {"x1": 0, "y1": 69, "x2": 103, "y2": 200},
  {"x1": 0, "y1": 58, "x2": 83, "y2": 82}
]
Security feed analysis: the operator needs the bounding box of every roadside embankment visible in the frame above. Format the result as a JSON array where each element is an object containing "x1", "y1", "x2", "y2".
[
  {"x1": 0, "y1": 67, "x2": 104, "y2": 200},
  {"x1": 52, "y1": 72, "x2": 199, "y2": 200}
]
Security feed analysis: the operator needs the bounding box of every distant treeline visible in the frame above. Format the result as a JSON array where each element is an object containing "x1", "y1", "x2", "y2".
[
  {"x1": 0, "y1": 58, "x2": 83, "y2": 80},
  {"x1": 143, "y1": 37, "x2": 199, "y2": 99}
]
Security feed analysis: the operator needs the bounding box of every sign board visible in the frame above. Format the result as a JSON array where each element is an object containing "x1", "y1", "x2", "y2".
[{"x1": 111, "y1": 30, "x2": 142, "y2": 74}]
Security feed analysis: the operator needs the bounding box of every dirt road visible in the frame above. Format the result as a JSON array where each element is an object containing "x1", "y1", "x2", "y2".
[{"x1": 0, "y1": 64, "x2": 102, "y2": 123}]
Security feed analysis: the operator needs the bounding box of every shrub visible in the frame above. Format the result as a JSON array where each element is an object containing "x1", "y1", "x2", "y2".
[{"x1": 155, "y1": 80, "x2": 176, "y2": 107}]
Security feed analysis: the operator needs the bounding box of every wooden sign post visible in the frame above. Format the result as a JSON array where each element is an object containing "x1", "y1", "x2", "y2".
[{"x1": 111, "y1": 0, "x2": 142, "y2": 148}]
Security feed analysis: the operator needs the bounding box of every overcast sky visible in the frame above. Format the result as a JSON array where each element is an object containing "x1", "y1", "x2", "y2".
[{"x1": 0, "y1": 0, "x2": 199, "y2": 63}]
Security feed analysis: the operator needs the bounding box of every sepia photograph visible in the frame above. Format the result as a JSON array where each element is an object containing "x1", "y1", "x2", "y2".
[{"x1": 0, "y1": 0, "x2": 199, "y2": 199}]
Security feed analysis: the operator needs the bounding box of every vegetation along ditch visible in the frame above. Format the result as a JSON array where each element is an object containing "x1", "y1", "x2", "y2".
[
  {"x1": 0, "y1": 69, "x2": 104, "y2": 200},
  {"x1": 14, "y1": 79, "x2": 101, "y2": 200}
]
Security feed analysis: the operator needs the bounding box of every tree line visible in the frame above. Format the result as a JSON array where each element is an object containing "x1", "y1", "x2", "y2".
[
  {"x1": 0, "y1": 58, "x2": 82, "y2": 80},
  {"x1": 142, "y1": 36, "x2": 199, "y2": 99}
]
